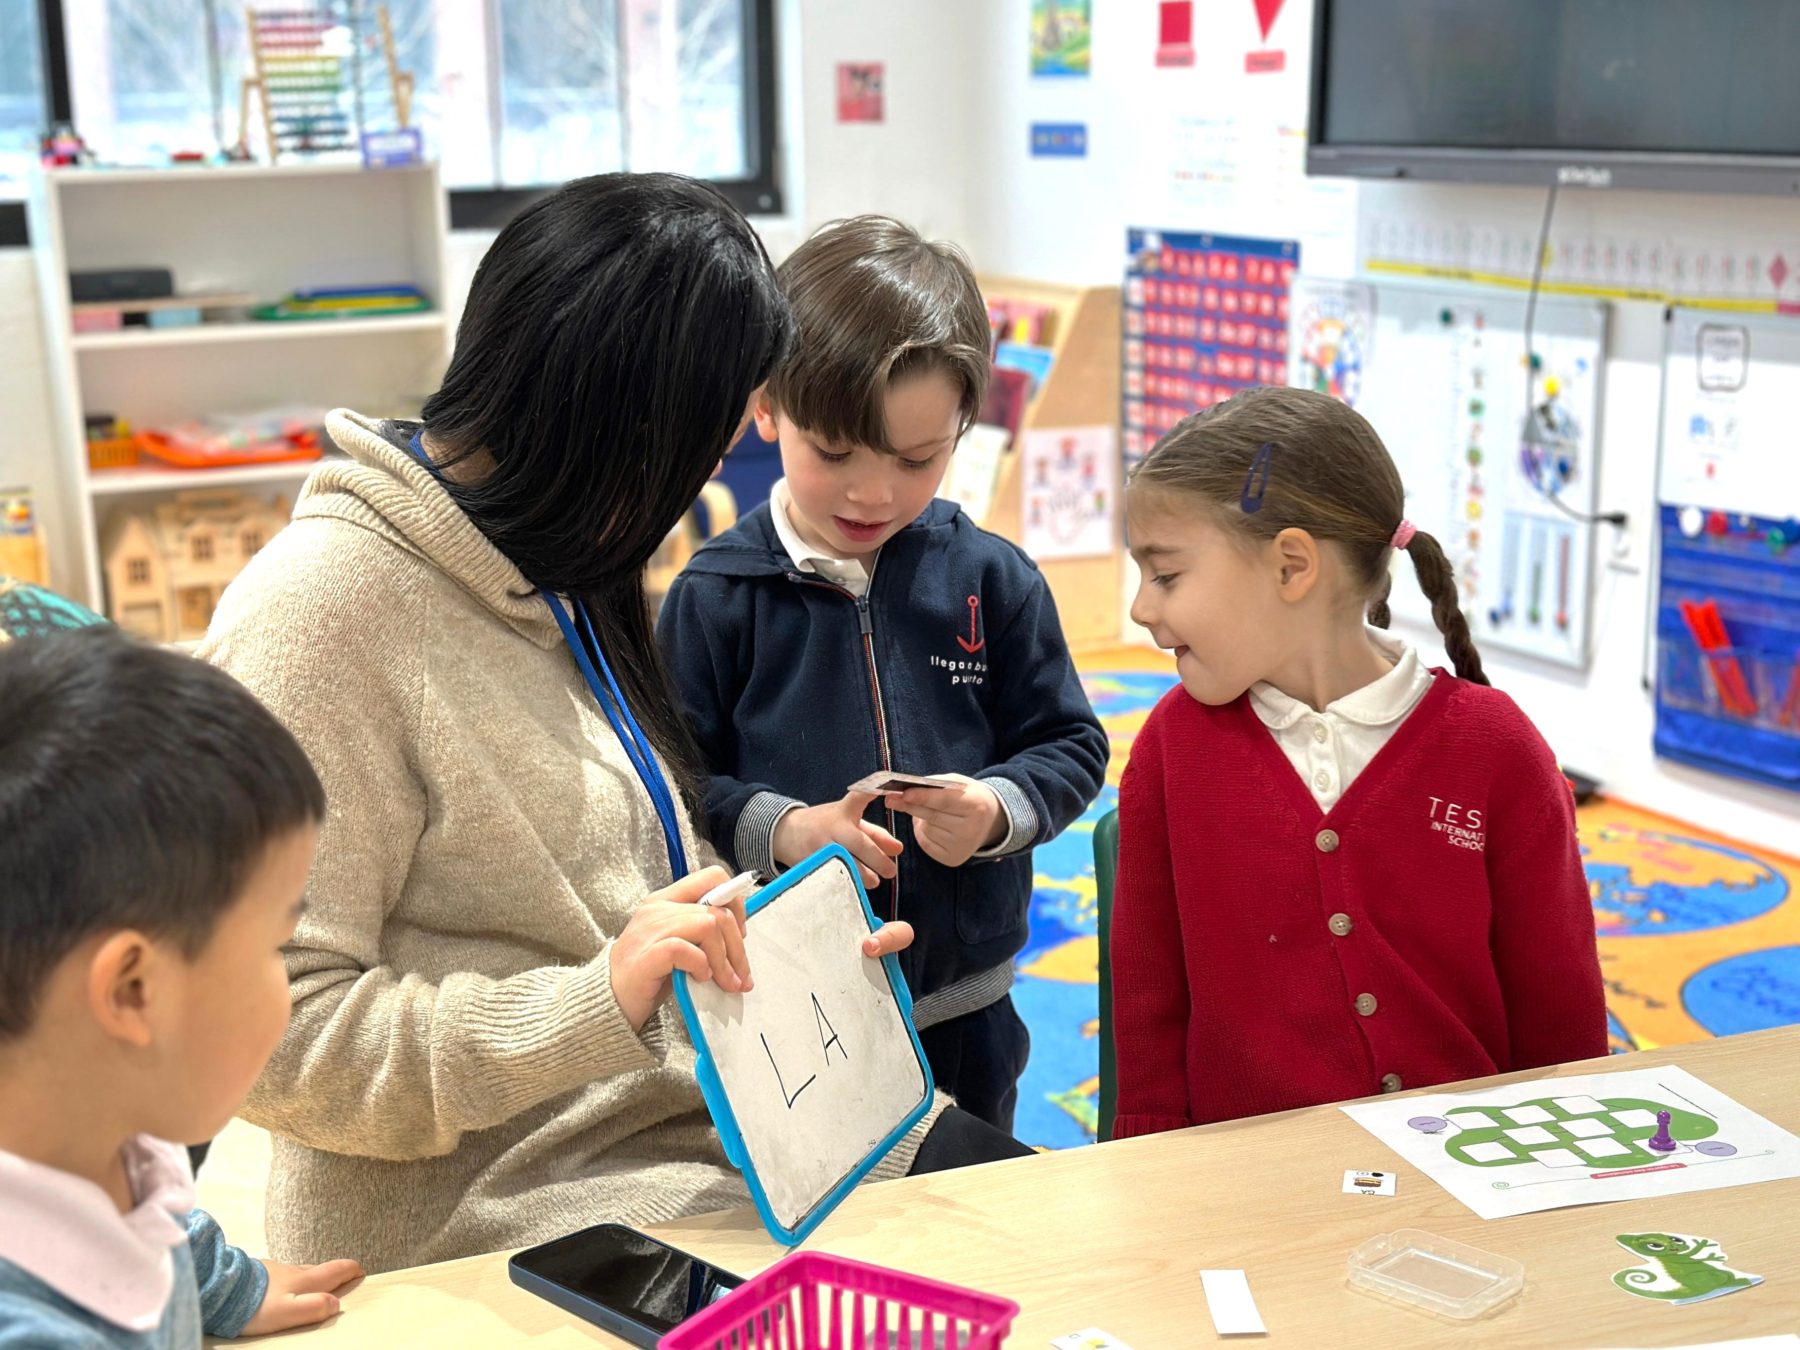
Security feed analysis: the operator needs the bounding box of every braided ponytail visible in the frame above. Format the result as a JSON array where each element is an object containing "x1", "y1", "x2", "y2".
[
  {"x1": 1402, "y1": 529, "x2": 1489, "y2": 686},
  {"x1": 1368, "y1": 570, "x2": 1394, "y2": 630}
]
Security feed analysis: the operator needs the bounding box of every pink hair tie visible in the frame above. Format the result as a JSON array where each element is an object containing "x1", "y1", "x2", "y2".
[{"x1": 1390, "y1": 519, "x2": 1417, "y2": 551}]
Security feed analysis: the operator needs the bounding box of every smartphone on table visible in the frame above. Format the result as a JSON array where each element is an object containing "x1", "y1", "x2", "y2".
[{"x1": 508, "y1": 1221, "x2": 743, "y2": 1347}]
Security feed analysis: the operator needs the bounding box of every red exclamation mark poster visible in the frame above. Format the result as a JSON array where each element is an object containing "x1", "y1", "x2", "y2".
[
  {"x1": 1247, "y1": 0, "x2": 1286, "y2": 72},
  {"x1": 1157, "y1": 1, "x2": 1195, "y2": 67}
]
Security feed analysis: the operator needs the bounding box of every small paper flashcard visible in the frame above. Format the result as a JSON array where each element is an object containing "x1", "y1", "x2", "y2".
[
  {"x1": 1052, "y1": 1330, "x2": 1136, "y2": 1350},
  {"x1": 1342, "y1": 1169, "x2": 1397, "y2": 1196}
]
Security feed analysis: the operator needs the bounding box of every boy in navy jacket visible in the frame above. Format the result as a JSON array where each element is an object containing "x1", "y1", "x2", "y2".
[{"x1": 658, "y1": 216, "x2": 1108, "y2": 1131}]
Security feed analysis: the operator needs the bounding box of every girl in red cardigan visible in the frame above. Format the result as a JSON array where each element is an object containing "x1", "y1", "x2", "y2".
[{"x1": 1111, "y1": 387, "x2": 1605, "y2": 1138}]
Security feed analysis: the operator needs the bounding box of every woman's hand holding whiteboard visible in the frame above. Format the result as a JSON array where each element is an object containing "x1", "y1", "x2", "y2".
[
  {"x1": 672, "y1": 846, "x2": 935, "y2": 1245},
  {"x1": 609, "y1": 865, "x2": 753, "y2": 1032}
]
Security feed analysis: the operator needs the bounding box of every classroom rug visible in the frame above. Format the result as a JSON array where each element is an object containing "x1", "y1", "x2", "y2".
[{"x1": 1012, "y1": 652, "x2": 1800, "y2": 1151}]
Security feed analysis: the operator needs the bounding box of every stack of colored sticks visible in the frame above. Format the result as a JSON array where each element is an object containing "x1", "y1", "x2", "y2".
[
  {"x1": 1679, "y1": 600, "x2": 1758, "y2": 719},
  {"x1": 1778, "y1": 657, "x2": 1800, "y2": 729}
]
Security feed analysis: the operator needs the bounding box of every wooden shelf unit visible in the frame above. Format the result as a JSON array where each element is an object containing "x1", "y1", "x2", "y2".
[{"x1": 976, "y1": 276, "x2": 1123, "y2": 647}]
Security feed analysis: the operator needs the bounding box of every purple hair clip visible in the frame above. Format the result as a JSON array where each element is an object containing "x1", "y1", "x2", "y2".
[{"x1": 1240, "y1": 442, "x2": 1276, "y2": 513}]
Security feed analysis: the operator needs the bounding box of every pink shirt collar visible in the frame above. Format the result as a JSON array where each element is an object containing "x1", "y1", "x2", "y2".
[{"x1": 0, "y1": 1134, "x2": 195, "y2": 1330}]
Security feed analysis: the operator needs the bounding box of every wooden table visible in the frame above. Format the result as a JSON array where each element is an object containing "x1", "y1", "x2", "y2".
[{"x1": 234, "y1": 1029, "x2": 1800, "y2": 1347}]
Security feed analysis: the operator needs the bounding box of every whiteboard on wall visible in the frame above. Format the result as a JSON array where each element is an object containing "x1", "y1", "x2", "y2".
[
  {"x1": 1659, "y1": 309, "x2": 1800, "y2": 516},
  {"x1": 1287, "y1": 277, "x2": 1608, "y2": 670}
]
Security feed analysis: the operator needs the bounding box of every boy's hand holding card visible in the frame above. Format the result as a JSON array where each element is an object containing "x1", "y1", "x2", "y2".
[
  {"x1": 773, "y1": 789, "x2": 904, "y2": 889},
  {"x1": 878, "y1": 771, "x2": 1007, "y2": 868},
  {"x1": 845, "y1": 770, "x2": 963, "y2": 795}
]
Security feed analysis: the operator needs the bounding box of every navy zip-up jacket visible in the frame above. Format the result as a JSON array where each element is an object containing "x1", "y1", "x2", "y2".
[{"x1": 657, "y1": 499, "x2": 1109, "y2": 1003}]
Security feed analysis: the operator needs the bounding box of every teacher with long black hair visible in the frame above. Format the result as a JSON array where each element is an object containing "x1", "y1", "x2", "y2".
[{"x1": 203, "y1": 173, "x2": 1029, "y2": 1275}]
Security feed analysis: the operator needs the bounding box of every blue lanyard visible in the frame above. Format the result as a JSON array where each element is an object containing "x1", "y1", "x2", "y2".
[
  {"x1": 408, "y1": 430, "x2": 688, "y2": 882},
  {"x1": 543, "y1": 593, "x2": 689, "y2": 883}
]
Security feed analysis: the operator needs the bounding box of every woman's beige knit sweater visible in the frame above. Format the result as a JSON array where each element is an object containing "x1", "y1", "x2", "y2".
[{"x1": 201, "y1": 411, "x2": 940, "y2": 1274}]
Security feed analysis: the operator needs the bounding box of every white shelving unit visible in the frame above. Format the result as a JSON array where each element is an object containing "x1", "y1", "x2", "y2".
[
  {"x1": 86, "y1": 458, "x2": 348, "y2": 498},
  {"x1": 71, "y1": 312, "x2": 447, "y2": 353},
  {"x1": 28, "y1": 160, "x2": 452, "y2": 613}
]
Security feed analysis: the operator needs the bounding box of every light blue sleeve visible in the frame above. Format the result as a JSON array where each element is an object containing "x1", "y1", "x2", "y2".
[
  {"x1": 185, "y1": 1209, "x2": 269, "y2": 1339},
  {"x1": 0, "y1": 1299, "x2": 109, "y2": 1347},
  {"x1": 0, "y1": 1276, "x2": 112, "y2": 1349}
]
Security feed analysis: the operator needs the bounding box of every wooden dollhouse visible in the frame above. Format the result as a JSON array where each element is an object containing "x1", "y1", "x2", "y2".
[{"x1": 101, "y1": 490, "x2": 289, "y2": 642}]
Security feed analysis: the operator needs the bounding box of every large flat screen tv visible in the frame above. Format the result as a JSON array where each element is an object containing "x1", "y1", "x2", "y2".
[{"x1": 1308, "y1": 0, "x2": 1800, "y2": 194}]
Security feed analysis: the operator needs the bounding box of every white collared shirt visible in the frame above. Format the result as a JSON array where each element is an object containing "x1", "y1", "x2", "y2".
[
  {"x1": 757, "y1": 480, "x2": 1030, "y2": 872},
  {"x1": 769, "y1": 479, "x2": 871, "y2": 597},
  {"x1": 0, "y1": 1134, "x2": 194, "y2": 1330},
  {"x1": 1248, "y1": 629, "x2": 1435, "y2": 812}
]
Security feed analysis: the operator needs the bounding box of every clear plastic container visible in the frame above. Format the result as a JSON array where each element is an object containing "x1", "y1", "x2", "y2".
[{"x1": 1347, "y1": 1229, "x2": 1523, "y2": 1321}]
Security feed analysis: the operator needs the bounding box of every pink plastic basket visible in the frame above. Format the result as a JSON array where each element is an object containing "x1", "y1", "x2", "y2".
[{"x1": 658, "y1": 1251, "x2": 1018, "y2": 1350}]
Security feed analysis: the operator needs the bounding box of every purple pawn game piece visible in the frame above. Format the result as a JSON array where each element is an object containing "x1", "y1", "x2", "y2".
[{"x1": 1647, "y1": 1109, "x2": 1676, "y2": 1152}]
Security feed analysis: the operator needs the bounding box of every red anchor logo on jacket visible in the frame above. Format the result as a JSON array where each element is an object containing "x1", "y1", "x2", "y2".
[{"x1": 957, "y1": 595, "x2": 985, "y2": 653}]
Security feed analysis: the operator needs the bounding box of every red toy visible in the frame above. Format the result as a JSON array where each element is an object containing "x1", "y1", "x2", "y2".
[{"x1": 39, "y1": 122, "x2": 89, "y2": 167}]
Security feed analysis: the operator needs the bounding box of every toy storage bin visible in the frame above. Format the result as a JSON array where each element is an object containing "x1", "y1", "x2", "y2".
[{"x1": 660, "y1": 1251, "x2": 1018, "y2": 1350}]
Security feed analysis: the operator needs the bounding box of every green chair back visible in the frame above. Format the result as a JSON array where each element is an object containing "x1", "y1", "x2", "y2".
[{"x1": 1093, "y1": 807, "x2": 1119, "y2": 1143}]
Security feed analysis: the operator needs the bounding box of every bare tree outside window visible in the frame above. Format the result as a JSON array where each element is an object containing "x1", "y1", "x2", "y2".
[
  {"x1": 669, "y1": 0, "x2": 746, "y2": 179},
  {"x1": 65, "y1": 0, "x2": 245, "y2": 164},
  {"x1": 495, "y1": 0, "x2": 624, "y2": 185},
  {"x1": 62, "y1": 0, "x2": 756, "y2": 192},
  {"x1": 0, "y1": 0, "x2": 44, "y2": 201}
]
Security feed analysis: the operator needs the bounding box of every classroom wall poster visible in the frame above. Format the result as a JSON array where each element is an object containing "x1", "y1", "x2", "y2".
[
  {"x1": 1022, "y1": 426, "x2": 1117, "y2": 560},
  {"x1": 1247, "y1": 0, "x2": 1288, "y2": 71},
  {"x1": 1122, "y1": 228, "x2": 1300, "y2": 467},
  {"x1": 1146, "y1": 0, "x2": 1355, "y2": 256},
  {"x1": 1362, "y1": 215, "x2": 1800, "y2": 316},
  {"x1": 1287, "y1": 278, "x2": 1375, "y2": 406},
  {"x1": 1030, "y1": 0, "x2": 1091, "y2": 76},
  {"x1": 1656, "y1": 312, "x2": 1800, "y2": 517},
  {"x1": 942, "y1": 424, "x2": 1009, "y2": 526},
  {"x1": 1281, "y1": 277, "x2": 1606, "y2": 670},
  {"x1": 1030, "y1": 122, "x2": 1088, "y2": 158},
  {"x1": 835, "y1": 63, "x2": 884, "y2": 123},
  {"x1": 1156, "y1": 1, "x2": 1195, "y2": 66}
]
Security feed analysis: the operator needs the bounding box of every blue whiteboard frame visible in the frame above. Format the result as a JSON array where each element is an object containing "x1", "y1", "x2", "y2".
[{"x1": 671, "y1": 844, "x2": 935, "y2": 1246}]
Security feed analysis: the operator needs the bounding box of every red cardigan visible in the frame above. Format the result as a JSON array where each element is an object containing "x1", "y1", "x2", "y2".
[{"x1": 1110, "y1": 673, "x2": 1606, "y2": 1138}]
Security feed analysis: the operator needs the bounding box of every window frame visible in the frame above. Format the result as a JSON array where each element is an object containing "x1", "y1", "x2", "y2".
[
  {"x1": 3, "y1": 0, "x2": 782, "y2": 246},
  {"x1": 0, "y1": 0, "x2": 68, "y2": 245}
]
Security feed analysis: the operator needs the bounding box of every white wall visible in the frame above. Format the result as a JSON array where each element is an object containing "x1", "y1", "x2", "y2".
[
  {"x1": 768, "y1": 0, "x2": 982, "y2": 257},
  {"x1": 961, "y1": 0, "x2": 1357, "y2": 281}
]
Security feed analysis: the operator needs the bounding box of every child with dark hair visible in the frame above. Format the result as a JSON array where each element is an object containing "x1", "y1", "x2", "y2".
[
  {"x1": 658, "y1": 216, "x2": 1109, "y2": 1131},
  {"x1": 0, "y1": 629, "x2": 362, "y2": 1346},
  {"x1": 1111, "y1": 386, "x2": 1605, "y2": 1137}
]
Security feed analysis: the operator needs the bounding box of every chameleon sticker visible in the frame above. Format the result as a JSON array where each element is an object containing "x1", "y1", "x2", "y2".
[{"x1": 1612, "y1": 1232, "x2": 1763, "y2": 1306}]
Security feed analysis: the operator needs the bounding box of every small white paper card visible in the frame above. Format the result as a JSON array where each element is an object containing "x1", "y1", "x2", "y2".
[
  {"x1": 1342, "y1": 1169, "x2": 1397, "y2": 1196},
  {"x1": 1199, "y1": 1269, "x2": 1267, "y2": 1336},
  {"x1": 1051, "y1": 1331, "x2": 1136, "y2": 1350}
]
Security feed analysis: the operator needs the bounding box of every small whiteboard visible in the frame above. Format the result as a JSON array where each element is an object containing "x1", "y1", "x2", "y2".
[{"x1": 673, "y1": 846, "x2": 933, "y2": 1246}]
